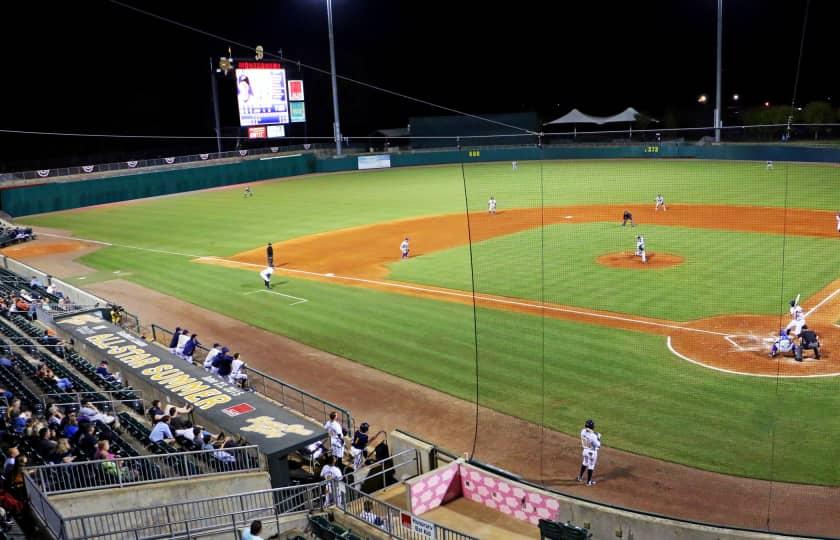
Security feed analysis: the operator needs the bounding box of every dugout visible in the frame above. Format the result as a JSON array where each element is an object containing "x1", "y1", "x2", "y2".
[{"x1": 51, "y1": 310, "x2": 327, "y2": 488}]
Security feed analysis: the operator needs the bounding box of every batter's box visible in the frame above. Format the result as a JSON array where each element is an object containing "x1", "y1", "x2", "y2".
[{"x1": 725, "y1": 334, "x2": 772, "y2": 352}]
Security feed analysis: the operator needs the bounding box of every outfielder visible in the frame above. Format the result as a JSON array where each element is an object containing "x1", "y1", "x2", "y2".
[
  {"x1": 635, "y1": 235, "x2": 647, "y2": 263},
  {"x1": 766, "y1": 160, "x2": 774, "y2": 170},
  {"x1": 655, "y1": 194, "x2": 667, "y2": 211},
  {"x1": 512, "y1": 161, "x2": 518, "y2": 171},
  {"x1": 577, "y1": 419, "x2": 601, "y2": 486},
  {"x1": 244, "y1": 186, "x2": 254, "y2": 197},
  {"x1": 488, "y1": 196, "x2": 497, "y2": 214},
  {"x1": 259, "y1": 266, "x2": 274, "y2": 289},
  {"x1": 400, "y1": 237, "x2": 410, "y2": 259}
]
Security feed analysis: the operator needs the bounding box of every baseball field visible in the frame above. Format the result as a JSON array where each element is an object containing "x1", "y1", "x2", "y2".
[{"x1": 18, "y1": 159, "x2": 840, "y2": 486}]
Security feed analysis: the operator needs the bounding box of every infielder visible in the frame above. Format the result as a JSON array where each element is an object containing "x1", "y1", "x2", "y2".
[
  {"x1": 324, "y1": 411, "x2": 345, "y2": 464},
  {"x1": 488, "y1": 196, "x2": 497, "y2": 214},
  {"x1": 635, "y1": 235, "x2": 647, "y2": 263},
  {"x1": 655, "y1": 194, "x2": 667, "y2": 211},
  {"x1": 400, "y1": 237, "x2": 410, "y2": 259},
  {"x1": 577, "y1": 419, "x2": 601, "y2": 486},
  {"x1": 621, "y1": 210, "x2": 635, "y2": 227},
  {"x1": 835, "y1": 211, "x2": 839, "y2": 233},
  {"x1": 259, "y1": 266, "x2": 274, "y2": 289}
]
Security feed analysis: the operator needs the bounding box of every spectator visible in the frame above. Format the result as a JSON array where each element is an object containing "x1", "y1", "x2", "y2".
[
  {"x1": 46, "y1": 405, "x2": 64, "y2": 428},
  {"x1": 3, "y1": 448, "x2": 19, "y2": 478},
  {"x1": 37, "y1": 427, "x2": 58, "y2": 457},
  {"x1": 181, "y1": 334, "x2": 199, "y2": 364},
  {"x1": 46, "y1": 283, "x2": 56, "y2": 296},
  {"x1": 29, "y1": 276, "x2": 40, "y2": 289},
  {"x1": 79, "y1": 400, "x2": 115, "y2": 425},
  {"x1": 77, "y1": 424, "x2": 98, "y2": 459},
  {"x1": 241, "y1": 519, "x2": 279, "y2": 540},
  {"x1": 4, "y1": 455, "x2": 27, "y2": 499},
  {"x1": 149, "y1": 415, "x2": 174, "y2": 444},
  {"x1": 359, "y1": 500, "x2": 385, "y2": 527},
  {"x1": 94, "y1": 361, "x2": 116, "y2": 381},
  {"x1": 147, "y1": 400, "x2": 165, "y2": 422},
  {"x1": 0, "y1": 356, "x2": 12, "y2": 369},
  {"x1": 94, "y1": 439, "x2": 115, "y2": 461},
  {"x1": 48, "y1": 438, "x2": 76, "y2": 465},
  {"x1": 168, "y1": 406, "x2": 190, "y2": 431},
  {"x1": 5, "y1": 399, "x2": 21, "y2": 424},
  {"x1": 168, "y1": 327, "x2": 182, "y2": 354},
  {"x1": 36, "y1": 364, "x2": 73, "y2": 392},
  {"x1": 175, "y1": 426, "x2": 205, "y2": 448},
  {"x1": 62, "y1": 413, "x2": 79, "y2": 439},
  {"x1": 203, "y1": 343, "x2": 222, "y2": 371},
  {"x1": 0, "y1": 385, "x2": 12, "y2": 402}
]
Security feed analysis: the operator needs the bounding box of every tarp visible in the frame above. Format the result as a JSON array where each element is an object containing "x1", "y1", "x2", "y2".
[
  {"x1": 545, "y1": 107, "x2": 641, "y2": 125},
  {"x1": 52, "y1": 312, "x2": 326, "y2": 457}
]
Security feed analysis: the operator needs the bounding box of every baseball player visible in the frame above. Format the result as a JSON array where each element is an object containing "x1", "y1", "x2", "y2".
[
  {"x1": 259, "y1": 266, "x2": 274, "y2": 289},
  {"x1": 266, "y1": 243, "x2": 274, "y2": 267},
  {"x1": 244, "y1": 186, "x2": 254, "y2": 197},
  {"x1": 655, "y1": 194, "x2": 667, "y2": 211},
  {"x1": 512, "y1": 161, "x2": 518, "y2": 171},
  {"x1": 621, "y1": 210, "x2": 635, "y2": 227},
  {"x1": 635, "y1": 236, "x2": 647, "y2": 263},
  {"x1": 785, "y1": 298, "x2": 806, "y2": 336},
  {"x1": 766, "y1": 160, "x2": 774, "y2": 170},
  {"x1": 320, "y1": 456, "x2": 344, "y2": 506},
  {"x1": 324, "y1": 411, "x2": 345, "y2": 464},
  {"x1": 769, "y1": 329, "x2": 799, "y2": 359},
  {"x1": 488, "y1": 196, "x2": 497, "y2": 214},
  {"x1": 577, "y1": 419, "x2": 601, "y2": 486},
  {"x1": 835, "y1": 211, "x2": 839, "y2": 233},
  {"x1": 400, "y1": 237, "x2": 410, "y2": 259}
]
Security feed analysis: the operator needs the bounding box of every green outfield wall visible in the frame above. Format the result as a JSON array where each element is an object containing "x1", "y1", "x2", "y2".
[{"x1": 2, "y1": 145, "x2": 838, "y2": 217}]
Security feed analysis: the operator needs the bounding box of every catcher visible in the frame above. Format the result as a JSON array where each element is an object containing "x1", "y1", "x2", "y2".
[{"x1": 769, "y1": 329, "x2": 800, "y2": 359}]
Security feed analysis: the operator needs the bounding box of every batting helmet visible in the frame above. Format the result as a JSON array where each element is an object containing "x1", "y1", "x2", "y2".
[
  {"x1": 790, "y1": 300, "x2": 796, "y2": 307},
  {"x1": 585, "y1": 419, "x2": 595, "y2": 429}
]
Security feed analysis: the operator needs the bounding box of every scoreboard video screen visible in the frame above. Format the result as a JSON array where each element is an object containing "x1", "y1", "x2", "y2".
[{"x1": 235, "y1": 62, "x2": 290, "y2": 126}]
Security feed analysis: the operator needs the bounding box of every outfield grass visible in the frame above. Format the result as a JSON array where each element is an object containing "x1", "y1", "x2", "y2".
[
  {"x1": 75, "y1": 246, "x2": 840, "y2": 484},
  {"x1": 389, "y1": 223, "x2": 840, "y2": 320},
  {"x1": 20, "y1": 160, "x2": 840, "y2": 484}
]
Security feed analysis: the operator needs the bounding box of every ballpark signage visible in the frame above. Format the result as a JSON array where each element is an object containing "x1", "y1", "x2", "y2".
[{"x1": 54, "y1": 313, "x2": 325, "y2": 454}]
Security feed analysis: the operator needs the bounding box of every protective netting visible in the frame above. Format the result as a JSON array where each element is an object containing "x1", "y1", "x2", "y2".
[{"x1": 422, "y1": 138, "x2": 840, "y2": 536}]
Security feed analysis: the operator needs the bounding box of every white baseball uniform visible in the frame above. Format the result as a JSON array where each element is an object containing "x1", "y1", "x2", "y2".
[
  {"x1": 488, "y1": 198, "x2": 497, "y2": 214},
  {"x1": 580, "y1": 428, "x2": 601, "y2": 470},
  {"x1": 324, "y1": 419, "x2": 345, "y2": 460},
  {"x1": 400, "y1": 240, "x2": 409, "y2": 258},
  {"x1": 655, "y1": 195, "x2": 665, "y2": 211},
  {"x1": 767, "y1": 160, "x2": 774, "y2": 170},
  {"x1": 835, "y1": 213, "x2": 840, "y2": 232},
  {"x1": 512, "y1": 161, "x2": 518, "y2": 170},
  {"x1": 785, "y1": 305, "x2": 806, "y2": 335},
  {"x1": 259, "y1": 267, "x2": 273, "y2": 288}
]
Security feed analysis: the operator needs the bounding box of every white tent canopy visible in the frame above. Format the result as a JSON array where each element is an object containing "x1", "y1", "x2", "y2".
[{"x1": 545, "y1": 107, "x2": 641, "y2": 126}]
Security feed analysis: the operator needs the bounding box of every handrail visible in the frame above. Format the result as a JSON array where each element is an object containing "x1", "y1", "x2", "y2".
[
  {"x1": 349, "y1": 447, "x2": 421, "y2": 492},
  {"x1": 26, "y1": 445, "x2": 263, "y2": 495},
  {"x1": 150, "y1": 323, "x2": 354, "y2": 435}
]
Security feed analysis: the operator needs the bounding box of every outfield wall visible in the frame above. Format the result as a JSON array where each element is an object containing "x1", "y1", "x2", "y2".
[{"x1": 3, "y1": 145, "x2": 839, "y2": 216}]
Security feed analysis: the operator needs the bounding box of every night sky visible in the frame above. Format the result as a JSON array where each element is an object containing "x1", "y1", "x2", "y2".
[{"x1": 2, "y1": 0, "x2": 837, "y2": 169}]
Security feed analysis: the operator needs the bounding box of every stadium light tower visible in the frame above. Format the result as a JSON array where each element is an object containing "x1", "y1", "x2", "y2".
[
  {"x1": 714, "y1": 0, "x2": 723, "y2": 142},
  {"x1": 326, "y1": 0, "x2": 343, "y2": 155}
]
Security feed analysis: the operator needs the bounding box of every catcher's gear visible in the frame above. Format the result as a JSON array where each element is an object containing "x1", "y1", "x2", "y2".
[{"x1": 585, "y1": 419, "x2": 595, "y2": 429}]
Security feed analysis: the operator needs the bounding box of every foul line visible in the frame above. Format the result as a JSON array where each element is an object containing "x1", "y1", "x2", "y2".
[
  {"x1": 667, "y1": 336, "x2": 840, "y2": 379},
  {"x1": 244, "y1": 289, "x2": 308, "y2": 305},
  {"x1": 202, "y1": 256, "x2": 729, "y2": 337},
  {"x1": 804, "y1": 288, "x2": 840, "y2": 317},
  {"x1": 38, "y1": 232, "x2": 205, "y2": 259}
]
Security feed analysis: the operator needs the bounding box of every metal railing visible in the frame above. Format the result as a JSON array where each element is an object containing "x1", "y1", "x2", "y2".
[
  {"x1": 26, "y1": 445, "x2": 263, "y2": 495},
  {"x1": 25, "y1": 472, "x2": 69, "y2": 540},
  {"x1": 349, "y1": 448, "x2": 421, "y2": 492},
  {"x1": 41, "y1": 390, "x2": 144, "y2": 413},
  {"x1": 339, "y1": 483, "x2": 478, "y2": 540},
  {"x1": 150, "y1": 323, "x2": 354, "y2": 435},
  {"x1": 61, "y1": 482, "x2": 324, "y2": 540}
]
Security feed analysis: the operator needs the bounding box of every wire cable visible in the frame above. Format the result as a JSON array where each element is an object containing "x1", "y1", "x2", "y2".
[{"x1": 108, "y1": 0, "x2": 537, "y2": 135}]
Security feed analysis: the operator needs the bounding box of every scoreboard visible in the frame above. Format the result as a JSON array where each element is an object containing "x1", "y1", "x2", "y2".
[{"x1": 235, "y1": 62, "x2": 306, "y2": 136}]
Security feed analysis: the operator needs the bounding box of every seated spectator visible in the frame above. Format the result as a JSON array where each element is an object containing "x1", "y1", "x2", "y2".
[
  {"x1": 61, "y1": 413, "x2": 80, "y2": 439},
  {"x1": 36, "y1": 427, "x2": 58, "y2": 457},
  {"x1": 359, "y1": 500, "x2": 385, "y2": 527},
  {"x1": 36, "y1": 364, "x2": 73, "y2": 392},
  {"x1": 149, "y1": 415, "x2": 175, "y2": 444},
  {"x1": 0, "y1": 385, "x2": 12, "y2": 402},
  {"x1": 46, "y1": 405, "x2": 64, "y2": 428},
  {"x1": 94, "y1": 360, "x2": 121, "y2": 383},
  {"x1": 0, "y1": 356, "x2": 12, "y2": 369},
  {"x1": 203, "y1": 343, "x2": 222, "y2": 371},
  {"x1": 5, "y1": 399, "x2": 21, "y2": 423},
  {"x1": 168, "y1": 327, "x2": 183, "y2": 354},
  {"x1": 79, "y1": 400, "x2": 115, "y2": 425},
  {"x1": 29, "y1": 276, "x2": 40, "y2": 289},
  {"x1": 181, "y1": 334, "x2": 199, "y2": 364},
  {"x1": 228, "y1": 353, "x2": 249, "y2": 388},
  {"x1": 77, "y1": 424, "x2": 98, "y2": 459},
  {"x1": 2, "y1": 448, "x2": 19, "y2": 478},
  {"x1": 4, "y1": 455, "x2": 27, "y2": 499},
  {"x1": 94, "y1": 439, "x2": 115, "y2": 461},
  {"x1": 175, "y1": 426, "x2": 205, "y2": 449},
  {"x1": 147, "y1": 400, "x2": 165, "y2": 422},
  {"x1": 168, "y1": 405, "x2": 193, "y2": 431},
  {"x1": 48, "y1": 438, "x2": 76, "y2": 465},
  {"x1": 40, "y1": 330, "x2": 65, "y2": 357},
  {"x1": 46, "y1": 283, "x2": 56, "y2": 296}
]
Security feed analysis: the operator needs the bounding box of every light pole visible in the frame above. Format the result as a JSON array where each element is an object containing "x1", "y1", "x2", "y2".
[
  {"x1": 326, "y1": 0, "x2": 343, "y2": 155},
  {"x1": 714, "y1": 0, "x2": 723, "y2": 142}
]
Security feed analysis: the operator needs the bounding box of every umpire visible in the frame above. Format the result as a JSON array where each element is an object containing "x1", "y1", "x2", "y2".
[
  {"x1": 266, "y1": 243, "x2": 274, "y2": 267},
  {"x1": 796, "y1": 325, "x2": 821, "y2": 361}
]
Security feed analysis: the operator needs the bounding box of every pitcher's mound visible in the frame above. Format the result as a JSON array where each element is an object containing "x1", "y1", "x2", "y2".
[{"x1": 596, "y1": 252, "x2": 684, "y2": 269}]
